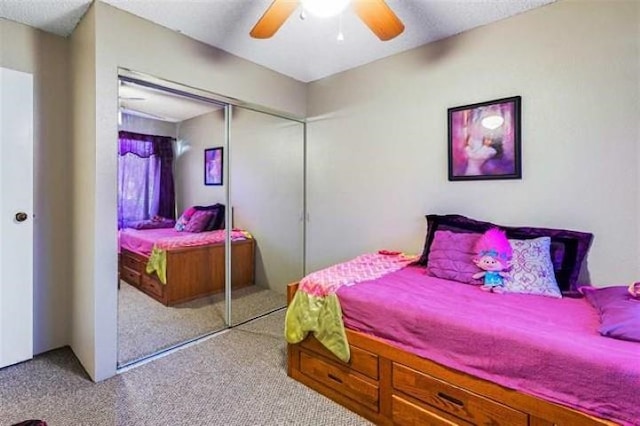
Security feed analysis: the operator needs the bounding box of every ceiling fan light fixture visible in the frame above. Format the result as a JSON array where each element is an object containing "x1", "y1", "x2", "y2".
[
  {"x1": 301, "y1": 0, "x2": 350, "y2": 18},
  {"x1": 250, "y1": 0, "x2": 403, "y2": 41}
]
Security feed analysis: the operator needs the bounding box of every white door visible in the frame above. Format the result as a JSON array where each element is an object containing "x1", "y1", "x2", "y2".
[{"x1": 0, "y1": 67, "x2": 34, "y2": 369}]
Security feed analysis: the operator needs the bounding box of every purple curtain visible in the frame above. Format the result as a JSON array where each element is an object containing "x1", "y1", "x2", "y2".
[{"x1": 118, "y1": 131, "x2": 175, "y2": 229}]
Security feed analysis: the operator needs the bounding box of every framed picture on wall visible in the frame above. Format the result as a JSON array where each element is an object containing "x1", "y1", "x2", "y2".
[
  {"x1": 204, "y1": 147, "x2": 223, "y2": 186},
  {"x1": 448, "y1": 96, "x2": 521, "y2": 181}
]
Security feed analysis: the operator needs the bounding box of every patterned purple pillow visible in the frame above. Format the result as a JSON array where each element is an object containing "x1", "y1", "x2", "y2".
[
  {"x1": 581, "y1": 286, "x2": 640, "y2": 342},
  {"x1": 426, "y1": 230, "x2": 482, "y2": 284},
  {"x1": 174, "y1": 207, "x2": 197, "y2": 231},
  {"x1": 183, "y1": 210, "x2": 214, "y2": 233},
  {"x1": 418, "y1": 214, "x2": 593, "y2": 296},
  {"x1": 194, "y1": 204, "x2": 226, "y2": 231},
  {"x1": 504, "y1": 237, "x2": 562, "y2": 298},
  {"x1": 174, "y1": 216, "x2": 188, "y2": 231}
]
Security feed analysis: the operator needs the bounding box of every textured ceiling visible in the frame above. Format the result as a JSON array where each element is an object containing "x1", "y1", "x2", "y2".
[{"x1": 0, "y1": 0, "x2": 555, "y2": 82}]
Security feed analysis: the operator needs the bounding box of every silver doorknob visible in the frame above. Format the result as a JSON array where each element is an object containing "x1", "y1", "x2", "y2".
[{"x1": 15, "y1": 212, "x2": 28, "y2": 222}]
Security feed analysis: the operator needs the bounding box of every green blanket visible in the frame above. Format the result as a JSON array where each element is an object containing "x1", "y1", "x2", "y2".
[
  {"x1": 146, "y1": 247, "x2": 167, "y2": 284},
  {"x1": 284, "y1": 291, "x2": 350, "y2": 362},
  {"x1": 283, "y1": 252, "x2": 416, "y2": 363}
]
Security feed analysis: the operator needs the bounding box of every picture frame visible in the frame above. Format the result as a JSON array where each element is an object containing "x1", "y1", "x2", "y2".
[
  {"x1": 448, "y1": 96, "x2": 521, "y2": 181},
  {"x1": 204, "y1": 147, "x2": 223, "y2": 186}
]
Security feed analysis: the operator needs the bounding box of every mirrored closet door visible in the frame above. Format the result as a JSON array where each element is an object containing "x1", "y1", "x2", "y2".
[
  {"x1": 116, "y1": 71, "x2": 306, "y2": 368},
  {"x1": 228, "y1": 107, "x2": 305, "y2": 325},
  {"x1": 117, "y1": 77, "x2": 229, "y2": 367}
]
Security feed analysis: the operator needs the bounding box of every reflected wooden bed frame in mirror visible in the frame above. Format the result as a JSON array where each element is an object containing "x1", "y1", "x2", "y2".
[{"x1": 119, "y1": 239, "x2": 254, "y2": 306}]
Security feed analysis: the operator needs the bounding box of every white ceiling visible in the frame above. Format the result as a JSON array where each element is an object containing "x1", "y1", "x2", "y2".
[{"x1": 1, "y1": 0, "x2": 555, "y2": 83}]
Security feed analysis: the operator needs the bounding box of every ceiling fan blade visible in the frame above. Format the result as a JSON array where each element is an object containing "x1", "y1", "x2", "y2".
[
  {"x1": 353, "y1": 0, "x2": 404, "y2": 41},
  {"x1": 250, "y1": 0, "x2": 299, "y2": 39}
]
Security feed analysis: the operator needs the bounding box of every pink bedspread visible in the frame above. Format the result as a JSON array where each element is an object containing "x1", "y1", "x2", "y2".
[
  {"x1": 119, "y1": 228, "x2": 250, "y2": 257},
  {"x1": 338, "y1": 265, "x2": 640, "y2": 425}
]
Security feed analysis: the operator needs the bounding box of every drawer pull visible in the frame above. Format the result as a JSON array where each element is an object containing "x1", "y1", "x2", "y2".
[
  {"x1": 437, "y1": 392, "x2": 464, "y2": 408},
  {"x1": 327, "y1": 373, "x2": 343, "y2": 384}
]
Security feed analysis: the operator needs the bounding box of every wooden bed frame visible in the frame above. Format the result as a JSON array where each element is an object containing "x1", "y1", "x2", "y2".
[
  {"x1": 286, "y1": 282, "x2": 616, "y2": 426},
  {"x1": 119, "y1": 238, "x2": 255, "y2": 306}
]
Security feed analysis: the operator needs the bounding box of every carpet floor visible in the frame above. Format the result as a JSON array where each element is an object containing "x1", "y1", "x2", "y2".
[
  {"x1": 118, "y1": 282, "x2": 286, "y2": 365},
  {"x1": 0, "y1": 311, "x2": 371, "y2": 426}
]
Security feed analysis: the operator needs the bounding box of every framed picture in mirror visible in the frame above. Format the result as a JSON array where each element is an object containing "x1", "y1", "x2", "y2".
[{"x1": 204, "y1": 147, "x2": 223, "y2": 186}]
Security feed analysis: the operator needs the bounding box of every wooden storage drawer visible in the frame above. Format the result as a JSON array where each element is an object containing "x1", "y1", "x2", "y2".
[
  {"x1": 392, "y1": 363, "x2": 527, "y2": 426},
  {"x1": 121, "y1": 252, "x2": 144, "y2": 272},
  {"x1": 141, "y1": 273, "x2": 164, "y2": 299},
  {"x1": 300, "y1": 336, "x2": 379, "y2": 380},
  {"x1": 120, "y1": 266, "x2": 141, "y2": 287},
  {"x1": 299, "y1": 351, "x2": 379, "y2": 412},
  {"x1": 392, "y1": 394, "x2": 474, "y2": 426}
]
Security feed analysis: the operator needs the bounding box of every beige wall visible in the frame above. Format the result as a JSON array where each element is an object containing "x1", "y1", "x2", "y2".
[
  {"x1": 0, "y1": 19, "x2": 71, "y2": 355},
  {"x1": 306, "y1": 0, "x2": 640, "y2": 285},
  {"x1": 175, "y1": 109, "x2": 226, "y2": 214},
  {"x1": 69, "y1": 5, "x2": 104, "y2": 379},
  {"x1": 97, "y1": 3, "x2": 306, "y2": 117}
]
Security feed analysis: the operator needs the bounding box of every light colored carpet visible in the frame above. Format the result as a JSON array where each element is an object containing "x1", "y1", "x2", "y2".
[
  {"x1": 0, "y1": 311, "x2": 371, "y2": 426},
  {"x1": 118, "y1": 282, "x2": 286, "y2": 365}
]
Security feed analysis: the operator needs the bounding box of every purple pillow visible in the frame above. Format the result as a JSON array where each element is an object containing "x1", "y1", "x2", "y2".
[
  {"x1": 175, "y1": 207, "x2": 197, "y2": 231},
  {"x1": 131, "y1": 217, "x2": 176, "y2": 230},
  {"x1": 580, "y1": 286, "x2": 640, "y2": 343},
  {"x1": 417, "y1": 214, "x2": 593, "y2": 296},
  {"x1": 426, "y1": 230, "x2": 482, "y2": 284},
  {"x1": 195, "y1": 204, "x2": 226, "y2": 231},
  {"x1": 183, "y1": 210, "x2": 214, "y2": 233}
]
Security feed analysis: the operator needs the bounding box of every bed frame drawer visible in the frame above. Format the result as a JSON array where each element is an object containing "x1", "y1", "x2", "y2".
[
  {"x1": 141, "y1": 273, "x2": 165, "y2": 299},
  {"x1": 299, "y1": 351, "x2": 379, "y2": 412},
  {"x1": 300, "y1": 336, "x2": 379, "y2": 380},
  {"x1": 121, "y1": 250, "x2": 144, "y2": 272},
  {"x1": 392, "y1": 394, "x2": 474, "y2": 426},
  {"x1": 392, "y1": 363, "x2": 527, "y2": 426},
  {"x1": 121, "y1": 267, "x2": 141, "y2": 287}
]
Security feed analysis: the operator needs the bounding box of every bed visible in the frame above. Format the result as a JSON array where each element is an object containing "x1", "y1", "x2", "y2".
[
  {"x1": 285, "y1": 215, "x2": 639, "y2": 426},
  {"x1": 118, "y1": 227, "x2": 255, "y2": 306}
]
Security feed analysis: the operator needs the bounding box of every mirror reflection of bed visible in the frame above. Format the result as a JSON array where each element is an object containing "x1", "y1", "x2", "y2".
[{"x1": 116, "y1": 75, "x2": 304, "y2": 367}]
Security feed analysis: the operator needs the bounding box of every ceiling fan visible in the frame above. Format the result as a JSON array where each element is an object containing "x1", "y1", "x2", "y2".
[{"x1": 250, "y1": 0, "x2": 404, "y2": 41}]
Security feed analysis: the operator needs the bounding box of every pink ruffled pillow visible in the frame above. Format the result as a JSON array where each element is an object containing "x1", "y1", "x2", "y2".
[
  {"x1": 183, "y1": 210, "x2": 214, "y2": 233},
  {"x1": 182, "y1": 207, "x2": 197, "y2": 220},
  {"x1": 426, "y1": 230, "x2": 482, "y2": 284},
  {"x1": 175, "y1": 207, "x2": 197, "y2": 231},
  {"x1": 504, "y1": 237, "x2": 562, "y2": 298}
]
